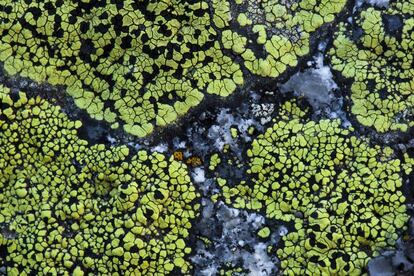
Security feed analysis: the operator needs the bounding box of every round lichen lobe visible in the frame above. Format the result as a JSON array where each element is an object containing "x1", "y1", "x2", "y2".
[{"x1": 0, "y1": 86, "x2": 200, "y2": 275}]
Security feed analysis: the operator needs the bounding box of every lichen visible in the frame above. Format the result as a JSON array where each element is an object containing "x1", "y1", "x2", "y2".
[
  {"x1": 403, "y1": 152, "x2": 414, "y2": 175},
  {"x1": 214, "y1": 99, "x2": 409, "y2": 274},
  {"x1": 216, "y1": 0, "x2": 347, "y2": 77},
  {"x1": 219, "y1": 264, "x2": 247, "y2": 276},
  {"x1": 1, "y1": 0, "x2": 412, "y2": 274},
  {"x1": 0, "y1": 0, "x2": 242, "y2": 137},
  {"x1": 0, "y1": 0, "x2": 347, "y2": 137},
  {"x1": 0, "y1": 85, "x2": 200, "y2": 275},
  {"x1": 329, "y1": 0, "x2": 414, "y2": 132}
]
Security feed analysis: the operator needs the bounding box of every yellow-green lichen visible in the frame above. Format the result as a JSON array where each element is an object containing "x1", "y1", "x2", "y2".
[
  {"x1": 209, "y1": 153, "x2": 221, "y2": 171},
  {"x1": 257, "y1": 227, "x2": 271, "y2": 238},
  {"x1": 0, "y1": 1, "x2": 242, "y2": 137},
  {"x1": 0, "y1": 0, "x2": 348, "y2": 137},
  {"x1": 329, "y1": 0, "x2": 414, "y2": 132},
  {"x1": 215, "y1": 0, "x2": 347, "y2": 78},
  {"x1": 0, "y1": 85, "x2": 200, "y2": 275},
  {"x1": 217, "y1": 100, "x2": 409, "y2": 275},
  {"x1": 403, "y1": 152, "x2": 414, "y2": 175},
  {"x1": 219, "y1": 264, "x2": 248, "y2": 276}
]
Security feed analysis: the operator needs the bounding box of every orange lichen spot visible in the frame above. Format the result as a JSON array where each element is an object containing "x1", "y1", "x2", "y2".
[
  {"x1": 186, "y1": 156, "x2": 203, "y2": 167},
  {"x1": 173, "y1": 151, "x2": 184, "y2": 161}
]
